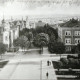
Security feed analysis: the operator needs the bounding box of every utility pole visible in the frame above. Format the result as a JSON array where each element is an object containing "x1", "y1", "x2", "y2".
[{"x1": 40, "y1": 60, "x2": 42, "y2": 80}]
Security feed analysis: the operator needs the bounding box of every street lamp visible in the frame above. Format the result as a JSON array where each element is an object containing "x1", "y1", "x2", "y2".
[{"x1": 40, "y1": 60, "x2": 42, "y2": 80}]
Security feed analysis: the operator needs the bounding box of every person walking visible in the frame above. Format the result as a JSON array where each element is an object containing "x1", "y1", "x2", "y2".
[
  {"x1": 46, "y1": 72, "x2": 49, "y2": 79},
  {"x1": 47, "y1": 61, "x2": 49, "y2": 66}
]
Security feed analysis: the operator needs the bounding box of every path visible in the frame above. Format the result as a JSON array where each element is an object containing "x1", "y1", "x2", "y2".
[
  {"x1": 0, "y1": 58, "x2": 58, "y2": 80},
  {"x1": 0, "y1": 48, "x2": 58, "y2": 80}
]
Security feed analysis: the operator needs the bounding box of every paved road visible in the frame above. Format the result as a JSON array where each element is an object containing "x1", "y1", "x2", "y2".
[
  {"x1": 0, "y1": 58, "x2": 58, "y2": 80},
  {"x1": 0, "y1": 48, "x2": 59, "y2": 80}
]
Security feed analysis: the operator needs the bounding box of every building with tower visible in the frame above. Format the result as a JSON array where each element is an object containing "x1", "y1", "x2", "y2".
[{"x1": 1, "y1": 18, "x2": 20, "y2": 49}]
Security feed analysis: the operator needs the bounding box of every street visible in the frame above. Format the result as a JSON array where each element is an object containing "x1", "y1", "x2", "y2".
[{"x1": 0, "y1": 48, "x2": 59, "y2": 80}]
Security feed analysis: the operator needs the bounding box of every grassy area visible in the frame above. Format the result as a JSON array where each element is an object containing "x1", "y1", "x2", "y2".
[
  {"x1": 0, "y1": 61, "x2": 8, "y2": 68},
  {"x1": 57, "y1": 78, "x2": 80, "y2": 80},
  {"x1": 52, "y1": 61, "x2": 80, "y2": 80},
  {"x1": 55, "y1": 71, "x2": 80, "y2": 75}
]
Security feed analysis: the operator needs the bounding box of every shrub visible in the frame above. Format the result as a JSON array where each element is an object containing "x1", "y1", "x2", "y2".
[
  {"x1": 68, "y1": 58, "x2": 75, "y2": 64},
  {"x1": 60, "y1": 58, "x2": 68, "y2": 65},
  {"x1": 58, "y1": 61, "x2": 64, "y2": 68},
  {"x1": 67, "y1": 55, "x2": 78, "y2": 59},
  {"x1": 78, "y1": 54, "x2": 80, "y2": 59}
]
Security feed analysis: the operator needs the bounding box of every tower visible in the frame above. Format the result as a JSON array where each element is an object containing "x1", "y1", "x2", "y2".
[
  {"x1": 26, "y1": 16, "x2": 30, "y2": 29},
  {"x1": 21, "y1": 17, "x2": 25, "y2": 30}
]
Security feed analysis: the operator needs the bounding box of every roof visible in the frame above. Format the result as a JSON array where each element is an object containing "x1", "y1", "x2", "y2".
[
  {"x1": 59, "y1": 18, "x2": 80, "y2": 28},
  {"x1": 35, "y1": 21, "x2": 46, "y2": 27}
]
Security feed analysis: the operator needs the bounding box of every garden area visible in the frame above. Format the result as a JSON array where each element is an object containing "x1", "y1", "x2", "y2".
[{"x1": 52, "y1": 54, "x2": 80, "y2": 80}]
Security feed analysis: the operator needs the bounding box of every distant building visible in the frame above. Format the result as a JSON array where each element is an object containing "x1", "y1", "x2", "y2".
[
  {"x1": 29, "y1": 21, "x2": 35, "y2": 29},
  {"x1": 58, "y1": 19, "x2": 80, "y2": 52},
  {"x1": 13, "y1": 19, "x2": 26, "y2": 31},
  {"x1": 26, "y1": 20, "x2": 46, "y2": 29},
  {"x1": 26, "y1": 16, "x2": 51, "y2": 29},
  {"x1": 35, "y1": 21, "x2": 46, "y2": 28},
  {"x1": 0, "y1": 27, "x2": 3, "y2": 43}
]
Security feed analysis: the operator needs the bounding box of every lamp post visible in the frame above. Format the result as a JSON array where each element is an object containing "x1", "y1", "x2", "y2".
[{"x1": 40, "y1": 60, "x2": 42, "y2": 80}]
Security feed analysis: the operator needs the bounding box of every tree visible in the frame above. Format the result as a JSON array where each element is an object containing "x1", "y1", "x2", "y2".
[
  {"x1": 77, "y1": 43, "x2": 80, "y2": 52},
  {"x1": 33, "y1": 33, "x2": 49, "y2": 53},
  {"x1": 77, "y1": 43, "x2": 80, "y2": 59},
  {"x1": 33, "y1": 33, "x2": 49, "y2": 47},
  {"x1": 13, "y1": 36, "x2": 30, "y2": 50},
  {"x1": 0, "y1": 43, "x2": 6, "y2": 59},
  {"x1": 71, "y1": 46, "x2": 77, "y2": 54},
  {"x1": 19, "y1": 28, "x2": 30, "y2": 36},
  {"x1": 35, "y1": 24, "x2": 58, "y2": 42},
  {"x1": 48, "y1": 41, "x2": 65, "y2": 57},
  {"x1": 19, "y1": 24, "x2": 58, "y2": 47},
  {"x1": 44, "y1": 24, "x2": 58, "y2": 41},
  {"x1": 26, "y1": 32, "x2": 33, "y2": 48}
]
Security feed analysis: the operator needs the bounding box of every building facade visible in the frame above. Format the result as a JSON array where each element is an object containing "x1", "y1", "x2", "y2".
[
  {"x1": 1, "y1": 19, "x2": 20, "y2": 49},
  {"x1": 58, "y1": 26, "x2": 80, "y2": 52}
]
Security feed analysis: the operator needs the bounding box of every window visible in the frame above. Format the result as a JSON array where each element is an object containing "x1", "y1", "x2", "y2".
[
  {"x1": 65, "y1": 31, "x2": 71, "y2": 36},
  {"x1": 66, "y1": 46, "x2": 71, "y2": 51},
  {"x1": 65, "y1": 38, "x2": 71, "y2": 45},
  {"x1": 75, "y1": 31, "x2": 80, "y2": 36},
  {"x1": 75, "y1": 38, "x2": 80, "y2": 44},
  {"x1": 5, "y1": 36, "x2": 8, "y2": 41}
]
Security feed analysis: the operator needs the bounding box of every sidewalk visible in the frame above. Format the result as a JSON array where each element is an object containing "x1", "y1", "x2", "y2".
[
  {"x1": 0, "y1": 48, "x2": 58, "y2": 80},
  {"x1": 42, "y1": 59, "x2": 57, "y2": 80},
  {"x1": 0, "y1": 59, "x2": 58, "y2": 80}
]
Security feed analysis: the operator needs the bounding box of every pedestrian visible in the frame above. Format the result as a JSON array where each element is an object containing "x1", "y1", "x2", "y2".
[
  {"x1": 49, "y1": 61, "x2": 51, "y2": 65},
  {"x1": 47, "y1": 60, "x2": 49, "y2": 66},
  {"x1": 46, "y1": 72, "x2": 49, "y2": 79}
]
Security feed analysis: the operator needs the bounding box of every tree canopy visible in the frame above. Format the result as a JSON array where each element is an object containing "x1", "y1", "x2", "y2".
[
  {"x1": 0, "y1": 43, "x2": 6, "y2": 56},
  {"x1": 48, "y1": 41, "x2": 65, "y2": 54},
  {"x1": 18, "y1": 24, "x2": 58, "y2": 48},
  {"x1": 35, "y1": 24, "x2": 58, "y2": 41},
  {"x1": 13, "y1": 36, "x2": 30, "y2": 49},
  {"x1": 33, "y1": 33, "x2": 49, "y2": 47},
  {"x1": 77, "y1": 43, "x2": 80, "y2": 52},
  {"x1": 19, "y1": 28, "x2": 29, "y2": 36}
]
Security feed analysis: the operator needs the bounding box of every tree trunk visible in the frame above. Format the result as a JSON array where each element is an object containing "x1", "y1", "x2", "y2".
[
  {"x1": 60, "y1": 54, "x2": 61, "y2": 59},
  {"x1": 1, "y1": 54, "x2": 2, "y2": 59},
  {"x1": 42, "y1": 47, "x2": 43, "y2": 54}
]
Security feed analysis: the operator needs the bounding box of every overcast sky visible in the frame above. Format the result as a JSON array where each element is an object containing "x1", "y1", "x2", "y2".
[{"x1": 0, "y1": 0, "x2": 80, "y2": 19}]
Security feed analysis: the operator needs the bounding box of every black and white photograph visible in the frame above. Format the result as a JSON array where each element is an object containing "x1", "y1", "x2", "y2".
[{"x1": 0, "y1": 0, "x2": 80, "y2": 80}]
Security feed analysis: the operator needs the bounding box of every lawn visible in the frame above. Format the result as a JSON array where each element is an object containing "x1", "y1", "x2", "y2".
[
  {"x1": 0, "y1": 60, "x2": 8, "y2": 68},
  {"x1": 52, "y1": 60, "x2": 80, "y2": 80}
]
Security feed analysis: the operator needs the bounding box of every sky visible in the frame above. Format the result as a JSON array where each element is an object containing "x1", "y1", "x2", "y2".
[{"x1": 0, "y1": 0, "x2": 80, "y2": 19}]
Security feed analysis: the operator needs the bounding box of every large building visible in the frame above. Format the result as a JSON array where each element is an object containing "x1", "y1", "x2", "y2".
[
  {"x1": 0, "y1": 19, "x2": 20, "y2": 49},
  {"x1": 58, "y1": 19, "x2": 80, "y2": 52}
]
